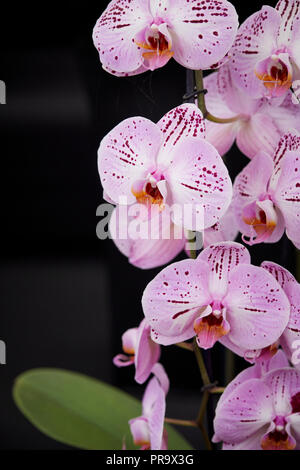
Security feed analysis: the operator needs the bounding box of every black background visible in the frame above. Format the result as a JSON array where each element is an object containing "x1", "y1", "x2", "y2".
[{"x1": 0, "y1": 0, "x2": 294, "y2": 450}]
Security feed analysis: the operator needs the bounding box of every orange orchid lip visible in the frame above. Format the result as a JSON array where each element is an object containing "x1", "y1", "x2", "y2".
[
  {"x1": 123, "y1": 347, "x2": 135, "y2": 355},
  {"x1": 134, "y1": 438, "x2": 150, "y2": 446},
  {"x1": 142, "y1": 49, "x2": 174, "y2": 61},
  {"x1": 135, "y1": 30, "x2": 174, "y2": 62},
  {"x1": 194, "y1": 313, "x2": 229, "y2": 348},
  {"x1": 135, "y1": 32, "x2": 172, "y2": 50},
  {"x1": 255, "y1": 68, "x2": 292, "y2": 94},
  {"x1": 261, "y1": 430, "x2": 296, "y2": 450},
  {"x1": 132, "y1": 181, "x2": 165, "y2": 209}
]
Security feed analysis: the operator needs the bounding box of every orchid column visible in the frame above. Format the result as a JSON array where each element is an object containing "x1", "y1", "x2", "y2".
[{"x1": 94, "y1": 0, "x2": 300, "y2": 452}]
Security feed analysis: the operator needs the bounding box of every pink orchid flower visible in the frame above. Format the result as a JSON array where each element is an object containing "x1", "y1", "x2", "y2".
[
  {"x1": 129, "y1": 364, "x2": 169, "y2": 450},
  {"x1": 213, "y1": 366, "x2": 300, "y2": 450},
  {"x1": 215, "y1": 260, "x2": 300, "y2": 364},
  {"x1": 142, "y1": 241, "x2": 290, "y2": 351},
  {"x1": 204, "y1": 65, "x2": 300, "y2": 159},
  {"x1": 113, "y1": 319, "x2": 160, "y2": 384},
  {"x1": 231, "y1": 0, "x2": 300, "y2": 99},
  {"x1": 232, "y1": 132, "x2": 300, "y2": 247},
  {"x1": 93, "y1": 0, "x2": 238, "y2": 76},
  {"x1": 98, "y1": 103, "x2": 232, "y2": 232},
  {"x1": 262, "y1": 261, "x2": 300, "y2": 369}
]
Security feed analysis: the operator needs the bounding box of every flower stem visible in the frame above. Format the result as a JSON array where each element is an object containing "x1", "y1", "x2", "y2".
[
  {"x1": 206, "y1": 112, "x2": 241, "y2": 124},
  {"x1": 194, "y1": 69, "x2": 207, "y2": 116},
  {"x1": 165, "y1": 416, "x2": 212, "y2": 450},
  {"x1": 165, "y1": 417, "x2": 197, "y2": 427},
  {"x1": 210, "y1": 387, "x2": 225, "y2": 394},
  {"x1": 193, "y1": 338, "x2": 216, "y2": 450},
  {"x1": 196, "y1": 390, "x2": 210, "y2": 423},
  {"x1": 194, "y1": 70, "x2": 240, "y2": 124}
]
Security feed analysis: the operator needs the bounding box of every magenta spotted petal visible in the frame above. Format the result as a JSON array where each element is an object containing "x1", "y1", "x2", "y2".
[
  {"x1": 231, "y1": 6, "x2": 281, "y2": 98},
  {"x1": 142, "y1": 242, "x2": 290, "y2": 351},
  {"x1": 197, "y1": 242, "x2": 250, "y2": 298},
  {"x1": 214, "y1": 379, "x2": 274, "y2": 445},
  {"x1": 233, "y1": 133, "x2": 300, "y2": 248},
  {"x1": 270, "y1": 134, "x2": 300, "y2": 249},
  {"x1": 164, "y1": 0, "x2": 238, "y2": 70},
  {"x1": 163, "y1": 138, "x2": 232, "y2": 230},
  {"x1": 98, "y1": 116, "x2": 162, "y2": 206},
  {"x1": 223, "y1": 265, "x2": 290, "y2": 351},
  {"x1": 142, "y1": 258, "x2": 211, "y2": 346},
  {"x1": 93, "y1": 0, "x2": 238, "y2": 76}
]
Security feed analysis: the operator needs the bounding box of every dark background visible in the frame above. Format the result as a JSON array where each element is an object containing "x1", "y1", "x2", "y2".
[{"x1": 0, "y1": 0, "x2": 293, "y2": 450}]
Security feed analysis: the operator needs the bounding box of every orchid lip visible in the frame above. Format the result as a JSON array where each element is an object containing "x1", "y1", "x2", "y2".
[
  {"x1": 242, "y1": 198, "x2": 278, "y2": 245},
  {"x1": 261, "y1": 415, "x2": 296, "y2": 451},
  {"x1": 123, "y1": 347, "x2": 135, "y2": 356},
  {"x1": 135, "y1": 21, "x2": 174, "y2": 70}
]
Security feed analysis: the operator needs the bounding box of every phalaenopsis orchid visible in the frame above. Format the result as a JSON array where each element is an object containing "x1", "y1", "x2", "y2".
[
  {"x1": 95, "y1": 0, "x2": 300, "y2": 453},
  {"x1": 14, "y1": 0, "x2": 300, "y2": 455},
  {"x1": 11, "y1": 0, "x2": 300, "y2": 456}
]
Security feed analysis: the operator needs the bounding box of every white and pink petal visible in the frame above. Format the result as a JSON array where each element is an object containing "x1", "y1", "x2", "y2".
[
  {"x1": 98, "y1": 117, "x2": 162, "y2": 204},
  {"x1": 93, "y1": 0, "x2": 152, "y2": 74},
  {"x1": 197, "y1": 241, "x2": 250, "y2": 299},
  {"x1": 167, "y1": 0, "x2": 238, "y2": 70},
  {"x1": 109, "y1": 205, "x2": 186, "y2": 270},
  {"x1": 213, "y1": 378, "x2": 273, "y2": 444},
  {"x1": 165, "y1": 137, "x2": 232, "y2": 231},
  {"x1": 224, "y1": 264, "x2": 290, "y2": 351},
  {"x1": 142, "y1": 258, "x2": 211, "y2": 346},
  {"x1": 135, "y1": 320, "x2": 161, "y2": 384},
  {"x1": 157, "y1": 104, "x2": 205, "y2": 167},
  {"x1": 231, "y1": 6, "x2": 281, "y2": 98}
]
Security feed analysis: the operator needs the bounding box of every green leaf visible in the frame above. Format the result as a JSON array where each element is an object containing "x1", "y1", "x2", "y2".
[{"x1": 13, "y1": 368, "x2": 193, "y2": 450}]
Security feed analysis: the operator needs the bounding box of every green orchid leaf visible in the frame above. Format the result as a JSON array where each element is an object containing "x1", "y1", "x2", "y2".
[{"x1": 13, "y1": 368, "x2": 193, "y2": 450}]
